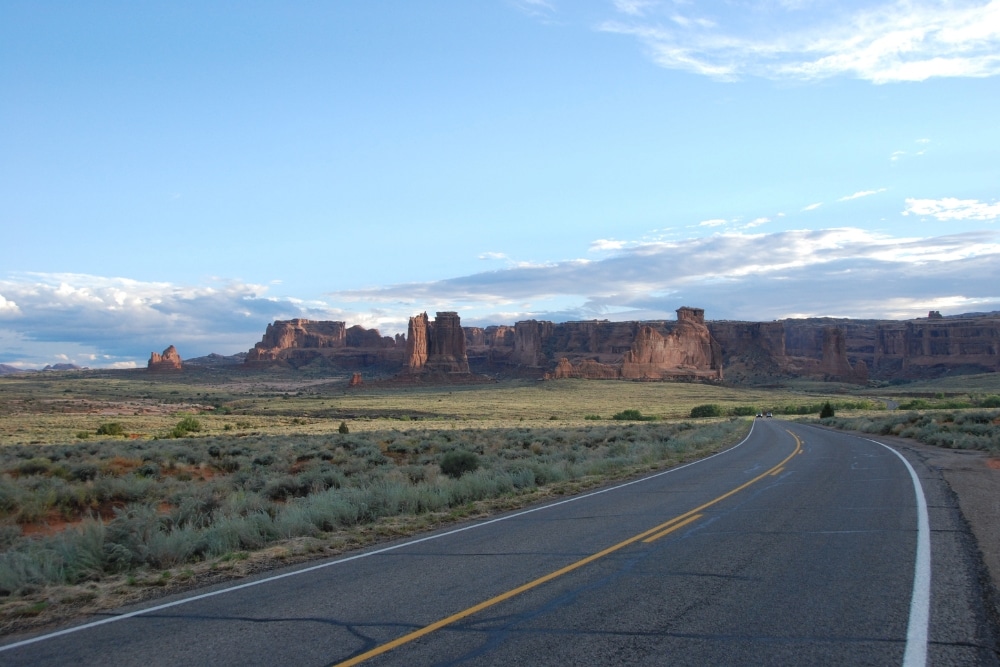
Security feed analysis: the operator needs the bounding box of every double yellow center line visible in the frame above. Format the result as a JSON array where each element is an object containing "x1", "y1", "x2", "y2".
[{"x1": 334, "y1": 429, "x2": 804, "y2": 666}]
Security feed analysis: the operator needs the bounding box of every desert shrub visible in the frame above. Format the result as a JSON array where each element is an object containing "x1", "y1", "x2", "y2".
[
  {"x1": 584, "y1": 414, "x2": 602, "y2": 420},
  {"x1": 15, "y1": 457, "x2": 52, "y2": 477},
  {"x1": 168, "y1": 416, "x2": 202, "y2": 438},
  {"x1": 731, "y1": 406, "x2": 758, "y2": 416},
  {"x1": 612, "y1": 409, "x2": 654, "y2": 421},
  {"x1": 96, "y1": 422, "x2": 126, "y2": 437},
  {"x1": 690, "y1": 404, "x2": 723, "y2": 418},
  {"x1": 980, "y1": 395, "x2": 1000, "y2": 408},
  {"x1": 440, "y1": 450, "x2": 479, "y2": 479},
  {"x1": 338, "y1": 421, "x2": 350, "y2": 434},
  {"x1": 820, "y1": 402, "x2": 835, "y2": 419}
]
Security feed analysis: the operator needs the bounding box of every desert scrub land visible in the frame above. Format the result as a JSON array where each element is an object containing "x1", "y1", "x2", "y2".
[
  {"x1": 0, "y1": 417, "x2": 750, "y2": 628},
  {"x1": 810, "y1": 408, "x2": 1000, "y2": 453}
]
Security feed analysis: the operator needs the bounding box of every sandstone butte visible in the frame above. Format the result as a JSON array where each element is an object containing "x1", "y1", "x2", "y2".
[
  {"x1": 242, "y1": 308, "x2": 1000, "y2": 384},
  {"x1": 147, "y1": 345, "x2": 182, "y2": 372}
]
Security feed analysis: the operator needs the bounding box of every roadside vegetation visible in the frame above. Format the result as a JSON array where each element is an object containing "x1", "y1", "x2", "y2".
[{"x1": 811, "y1": 408, "x2": 1000, "y2": 454}]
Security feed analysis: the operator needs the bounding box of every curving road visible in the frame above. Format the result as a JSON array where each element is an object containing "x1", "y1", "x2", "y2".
[{"x1": 3, "y1": 420, "x2": 997, "y2": 665}]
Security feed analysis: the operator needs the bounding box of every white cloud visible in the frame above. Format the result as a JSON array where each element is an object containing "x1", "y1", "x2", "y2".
[
  {"x1": 698, "y1": 218, "x2": 728, "y2": 227},
  {"x1": 802, "y1": 202, "x2": 823, "y2": 211},
  {"x1": 839, "y1": 188, "x2": 887, "y2": 201},
  {"x1": 904, "y1": 197, "x2": 1000, "y2": 221},
  {"x1": 0, "y1": 294, "x2": 20, "y2": 315},
  {"x1": 479, "y1": 252, "x2": 509, "y2": 260},
  {"x1": 329, "y1": 228, "x2": 1000, "y2": 322},
  {"x1": 589, "y1": 239, "x2": 628, "y2": 251},
  {"x1": 600, "y1": 1, "x2": 1000, "y2": 83}
]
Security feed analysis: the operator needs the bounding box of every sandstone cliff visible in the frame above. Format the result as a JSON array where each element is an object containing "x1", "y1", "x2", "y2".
[
  {"x1": 242, "y1": 309, "x2": 1000, "y2": 383},
  {"x1": 406, "y1": 312, "x2": 470, "y2": 375},
  {"x1": 245, "y1": 319, "x2": 403, "y2": 369},
  {"x1": 148, "y1": 345, "x2": 182, "y2": 372}
]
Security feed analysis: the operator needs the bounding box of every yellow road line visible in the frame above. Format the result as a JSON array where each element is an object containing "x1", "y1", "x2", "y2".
[
  {"x1": 333, "y1": 429, "x2": 804, "y2": 666},
  {"x1": 770, "y1": 466, "x2": 785, "y2": 476},
  {"x1": 642, "y1": 513, "x2": 704, "y2": 543}
]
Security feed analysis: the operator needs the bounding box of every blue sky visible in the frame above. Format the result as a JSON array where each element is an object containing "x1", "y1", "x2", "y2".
[{"x1": 2, "y1": 0, "x2": 999, "y2": 368}]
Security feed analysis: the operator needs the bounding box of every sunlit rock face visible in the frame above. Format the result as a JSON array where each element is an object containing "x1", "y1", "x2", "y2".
[{"x1": 148, "y1": 345, "x2": 182, "y2": 372}]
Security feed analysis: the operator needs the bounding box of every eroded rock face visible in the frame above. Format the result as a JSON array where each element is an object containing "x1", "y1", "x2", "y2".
[
  {"x1": 620, "y1": 319, "x2": 723, "y2": 381},
  {"x1": 406, "y1": 313, "x2": 430, "y2": 372},
  {"x1": 148, "y1": 345, "x2": 182, "y2": 372},
  {"x1": 405, "y1": 312, "x2": 471, "y2": 375},
  {"x1": 710, "y1": 313, "x2": 1000, "y2": 382},
  {"x1": 538, "y1": 308, "x2": 724, "y2": 381},
  {"x1": 348, "y1": 372, "x2": 363, "y2": 387},
  {"x1": 426, "y1": 312, "x2": 470, "y2": 374},
  {"x1": 245, "y1": 319, "x2": 402, "y2": 369}
]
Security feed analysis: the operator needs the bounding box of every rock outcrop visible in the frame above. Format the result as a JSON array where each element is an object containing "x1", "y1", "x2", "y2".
[
  {"x1": 148, "y1": 345, "x2": 182, "y2": 372},
  {"x1": 348, "y1": 372, "x2": 363, "y2": 387},
  {"x1": 406, "y1": 312, "x2": 470, "y2": 375},
  {"x1": 242, "y1": 308, "x2": 1000, "y2": 383},
  {"x1": 245, "y1": 319, "x2": 403, "y2": 369},
  {"x1": 709, "y1": 312, "x2": 1000, "y2": 382}
]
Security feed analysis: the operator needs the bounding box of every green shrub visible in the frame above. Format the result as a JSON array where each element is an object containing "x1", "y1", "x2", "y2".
[
  {"x1": 96, "y1": 422, "x2": 126, "y2": 437},
  {"x1": 690, "y1": 404, "x2": 723, "y2": 418},
  {"x1": 338, "y1": 421, "x2": 350, "y2": 434},
  {"x1": 731, "y1": 406, "x2": 758, "y2": 416},
  {"x1": 820, "y1": 402, "x2": 835, "y2": 419},
  {"x1": 980, "y1": 395, "x2": 1000, "y2": 408},
  {"x1": 583, "y1": 414, "x2": 601, "y2": 420},
  {"x1": 612, "y1": 409, "x2": 654, "y2": 421},
  {"x1": 440, "y1": 450, "x2": 479, "y2": 479}
]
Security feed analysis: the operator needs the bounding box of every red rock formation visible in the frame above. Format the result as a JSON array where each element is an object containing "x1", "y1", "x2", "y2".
[
  {"x1": 426, "y1": 312, "x2": 470, "y2": 374},
  {"x1": 348, "y1": 372, "x2": 363, "y2": 387},
  {"x1": 551, "y1": 357, "x2": 619, "y2": 379},
  {"x1": 148, "y1": 345, "x2": 182, "y2": 372},
  {"x1": 246, "y1": 320, "x2": 347, "y2": 362},
  {"x1": 406, "y1": 313, "x2": 429, "y2": 372},
  {"x1": 245, "y1": 319, "x2": 402, "y2": 369},
  {"x1": 404, "y1": 312, "x2": 471, "y2": 375}
]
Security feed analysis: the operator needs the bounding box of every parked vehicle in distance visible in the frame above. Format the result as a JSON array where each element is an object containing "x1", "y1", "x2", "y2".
[{"x1": 766, "y1": 412, "x2": 773, "y2": 418}]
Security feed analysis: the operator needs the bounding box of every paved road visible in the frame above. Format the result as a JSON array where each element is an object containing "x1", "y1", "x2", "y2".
[{"x1": 3, "y1": 420, "x2": 997, "y2": 665}]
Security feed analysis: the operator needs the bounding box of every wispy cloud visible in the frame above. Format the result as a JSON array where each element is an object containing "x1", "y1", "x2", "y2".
[
  {"x1": 839, "y1": 188, "x2": 887, "y2": 201},
  {"x1": 330, "y1": 228, "x2": 1000, "y2": 321},
  {"x1": 479, "y1": 252, "x2": 509, "y2": 260},
  {"x1": 904, "y1": 197, "x2": 1000, "y2": 221},
  {"x1": 802, "y1": 202, "x2": 823, "y2": 211},
  {"x1": 698, "y1": 218, "x2": 728, "y2": 227},
  {"x1": 590, "y1": 239, "x2": 628, "y2": 251},
  {"x1": 601, "y1": 1, "x2": 1000, "y2": 83}
]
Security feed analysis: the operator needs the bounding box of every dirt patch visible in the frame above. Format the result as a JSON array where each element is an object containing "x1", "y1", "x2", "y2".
[{"x1": 986, "y1": 458, "x2": 1000, "y2": 470}]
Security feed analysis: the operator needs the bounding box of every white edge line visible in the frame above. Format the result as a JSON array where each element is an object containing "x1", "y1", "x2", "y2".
[
  {"x1": 2, "y1": 419, "x2": 759, "y2": 653},
  {"x1": 863, "y1": 437, "x2": 931, "y2": 667}
]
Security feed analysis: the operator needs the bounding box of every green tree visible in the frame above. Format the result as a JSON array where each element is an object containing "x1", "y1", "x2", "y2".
[{"x1": 820, "y1": 402, "x2": 835, "y2": 419}]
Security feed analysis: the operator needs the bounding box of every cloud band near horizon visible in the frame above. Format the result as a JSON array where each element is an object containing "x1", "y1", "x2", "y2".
[{"x1": 3, "y1": 227, "x2": 998, "y2": 368}]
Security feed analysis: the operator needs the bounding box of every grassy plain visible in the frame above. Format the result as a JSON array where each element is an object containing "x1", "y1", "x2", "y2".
[{"x1": 1, "y1": 367, "x2": 998, "y2": 631}]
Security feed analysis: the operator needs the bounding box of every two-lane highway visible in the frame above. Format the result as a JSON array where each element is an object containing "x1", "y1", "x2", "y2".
[{"x1": 3, "y1": 420, "x2": 997, "y2": 665}]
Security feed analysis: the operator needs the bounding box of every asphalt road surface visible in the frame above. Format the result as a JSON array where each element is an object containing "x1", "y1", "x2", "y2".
[{"x1": 3, "y1": 420, "x2": 998, "y2": 665}]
